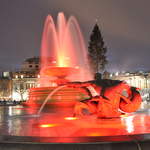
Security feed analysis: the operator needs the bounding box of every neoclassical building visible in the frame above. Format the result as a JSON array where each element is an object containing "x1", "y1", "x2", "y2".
[
  {"x1": 106, "y1": 72, "x2": 150, "y2": 89},
  {"x1": 0, "y1": 57, "x2": 40, "y2": 101},
  {"x1": 11, "y1": 57, "x2": 40, "y2": 101}
]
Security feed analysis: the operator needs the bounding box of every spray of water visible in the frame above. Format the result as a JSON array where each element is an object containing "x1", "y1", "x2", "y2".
[
  {"x1": 37, "y1": 85, "x2": 67, "y2": 115},
  {"x1": 39, "y1": 12, "x2": 93, "y2": 86}
]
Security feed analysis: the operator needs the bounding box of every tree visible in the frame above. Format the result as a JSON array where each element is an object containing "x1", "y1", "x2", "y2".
[{"x1": 88, "y1": 23, "x2": 108, "y2": 73}]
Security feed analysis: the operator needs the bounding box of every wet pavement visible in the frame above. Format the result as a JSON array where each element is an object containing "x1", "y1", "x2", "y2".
[{"x1": 0, "y1": 105, "x2": 150, "y2": 143}]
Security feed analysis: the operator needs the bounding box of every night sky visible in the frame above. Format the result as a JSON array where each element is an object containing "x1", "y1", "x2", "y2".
[{"x1": 0, "y1": 0, "x2": 150, "y2": 72}]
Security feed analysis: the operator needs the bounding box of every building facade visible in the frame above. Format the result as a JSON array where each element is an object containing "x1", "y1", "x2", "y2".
[
  {"x1": 11, "y1": 57, "x2": 40, "y2": 101},
  {"x1": 0, "y1": 57, "x2": 40, "y2": 101},
  {"x1": 107, "y1": 72, "x2": 150, "y2": 89}
]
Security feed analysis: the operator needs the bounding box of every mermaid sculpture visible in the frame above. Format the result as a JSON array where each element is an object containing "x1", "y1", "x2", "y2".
[{"x1": 68, "y1": 73, "x2": 142, "y2": 118}]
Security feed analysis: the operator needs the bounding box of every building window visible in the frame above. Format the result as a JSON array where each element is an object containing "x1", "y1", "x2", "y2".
[{"x1": 29, "y1": 65, "x2": 32, "y2": 68}]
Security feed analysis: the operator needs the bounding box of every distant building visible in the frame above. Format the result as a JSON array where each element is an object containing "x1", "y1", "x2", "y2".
[
  {"x1": 107, "y1": 72, "x2": 150, "y2": 89},
  {"x1": 0, "y1": 57, "x2": 40, "y2": 101},
  {"x1": 11, "y1": 57, "x2": 40, "y2": 101},
  {"x1": 21, "y1": 57, "x2": 40, "y2": 72},
  {"x1": 12, "y1": 76, "x2": 39, "y2": 101},
  {"x1": 0, "y1": 78, "x2": 12, "y2": 100}
]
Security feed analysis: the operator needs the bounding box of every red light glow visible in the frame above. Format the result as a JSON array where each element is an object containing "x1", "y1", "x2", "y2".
[
  {"x1": 39, "y1": 124, "x2": 58, "y2": 128},
  {"x1": 88, "y1": 132, "x2": 101, "y2": 136},
  {"x1": 120, "y1": 114, "x2": 129, "y2": 118},
  {"x1": 64, "y1": 117, "x2": 78, "y2": 120}
]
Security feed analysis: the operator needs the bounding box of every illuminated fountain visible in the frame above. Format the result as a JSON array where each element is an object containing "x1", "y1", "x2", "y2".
[
  {"x1": 1, "y1": 13, "x2": 147, "y2": 147},
  {"x1": 26, "y1": 12, "x2": 142, "y2": 117},
  {"x1": 40, "y1": 12, "x2": 92, "y2": 85},
  {"x1": 26, "y1": 12, "x2": 93, "y2": 107}
]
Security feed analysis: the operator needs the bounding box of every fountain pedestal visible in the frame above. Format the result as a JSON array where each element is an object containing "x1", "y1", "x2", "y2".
[{"x1": 41, "y1": 67, "x2": 78, "y2": 85}]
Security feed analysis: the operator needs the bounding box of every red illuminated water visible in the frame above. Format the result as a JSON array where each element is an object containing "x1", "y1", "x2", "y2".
[
  {"x1": 40, "y1": 12, "x2": 93, "y2": 86},
  {"x1": 2, "y1": 106, "x2": 150, "y2": 143},
  {"x1": 26, "y1": 13, "x2": 142, "y2": 119}
]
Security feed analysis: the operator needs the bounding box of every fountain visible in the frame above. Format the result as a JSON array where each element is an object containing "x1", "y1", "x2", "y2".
[
  {"x1": 25, "y1": 12, "x2": 142, "y2": 118},
  {"x1": 25, "y1": 12, "x2": 93, "y2": 107},
  {"x1": 2, "y1": 13, "x2": 150, "y2": 149},
  {"x1": 40, "y1": 12, "x2": 93, "y2": 84}
]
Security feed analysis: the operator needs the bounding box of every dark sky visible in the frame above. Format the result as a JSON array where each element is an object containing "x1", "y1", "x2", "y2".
[{"x1": 0, "y1": 0, "x2": 150, "y2": 72}]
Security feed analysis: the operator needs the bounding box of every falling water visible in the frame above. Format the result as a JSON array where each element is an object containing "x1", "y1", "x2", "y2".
[
  {"x1": 37, "y1": 85, "x2": 67, "y2": 115},
  {"x1": 40, "y1": 12, "x2": 93, "y2": 86}
]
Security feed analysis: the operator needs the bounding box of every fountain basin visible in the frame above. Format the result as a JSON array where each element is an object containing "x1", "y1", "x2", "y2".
[
  {"x1": 1, "y1": 105, "x2": 150, "y2": 150},
  {"x1": 25, "y1": 86, "x2": 90, "y2": 107}
]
